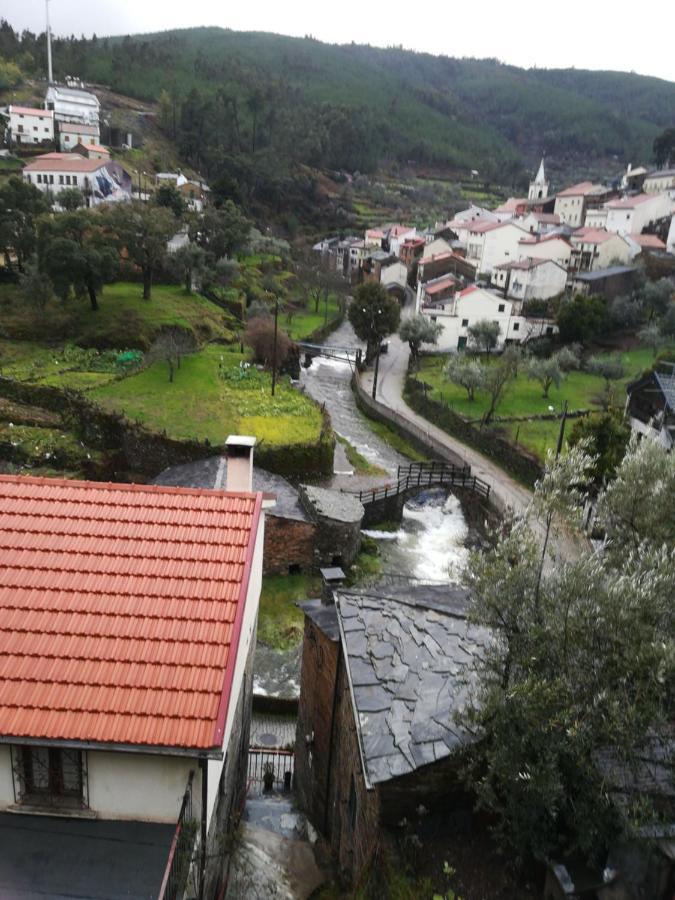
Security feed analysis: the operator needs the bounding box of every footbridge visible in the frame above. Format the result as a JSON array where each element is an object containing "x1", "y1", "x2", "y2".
[{"x1": 297, "y1": 342, "x2": 361, "y2": 367}]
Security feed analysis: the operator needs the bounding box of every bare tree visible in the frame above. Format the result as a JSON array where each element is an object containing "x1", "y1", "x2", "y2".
[{"x1": 145, "y1": 327, "x2": 197, "y2": 383}]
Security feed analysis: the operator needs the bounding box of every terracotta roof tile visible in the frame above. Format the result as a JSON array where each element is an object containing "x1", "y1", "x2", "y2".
[{"x1": 0, "y1": 475, "x2": 262, "y2": 751}]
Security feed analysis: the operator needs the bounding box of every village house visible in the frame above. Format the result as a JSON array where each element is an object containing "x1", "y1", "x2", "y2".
[
  {"x1": 23, "y1": 152, "x2": 132, "y2": 206},
  {"x1": 364, "y1": 227, "x2": 386, "y2": 249},
  {"x1": 419, "y1": 284, "x2": 556, "y2": 351},
  {"x1": 58, "y1": 120, "x2": 100, "y2": 151},
  {"x1": 465, "y1": 220, "x2": 529, "y2": 275},
  {"x1": 416, "y1": 273, "x2": 458, "y2": 307},
  {"x1": 385, "y1": 224, "x2": 417, "y2": 257},
  {"x1": 517, "y1": 232, "x2": 572, "y2": 268},
  {"x1": 7, "y1": 105, "x2": 54, "y2": 146},
  {"x1": 362, "y1": 250, "x2": 397, "y2": 285},
  {"x1": 584, "y1": 206, "x2": 609, "y2": 229},
  {"x1": 424, "y1": 236, "x2": 453, "y2": 258},
  {"x1": 570, "y1": 265, "x2": 638, "y2": 301},
  {"x1": 569, "y1": 228, "x2": 632, "y2": 273},
  {"x1": 491, "y1": 257, "x2": 567, "y2": 301},
  {"x1": 417, "y1": 249, "x2": 473, "y2": 284},
  {"x1": 604, "y1": 192, "x2": 673, "y2": 236},
  {"x1": 0, "y1": 436, "x2": 267, "y2": 899},
  {"x1": 624, "y1": 232, "x2": 667, "y2": 258},
  {"x1": 554, "y1": 182, "x2": 613, "y2": 228},
  {"x1": 643, "y1": 168, "x2": 675, "y2": 196},
  {"x1": 493, "y1": 198, "x2": 530, "y2": 221},
  {"x1": 72, "y1": 142, "x2": 111, "y2": 161},
  {"x1": 621, "y1": 164, "x2": 648, "y2": 193},
  {"x1": 178, "y1": 179, "x2": 210, "y2": 212},
  {"x1": 379, "y1": 260, "x2": 409, "y2": 296},
  {"x1": 518, "y1": 211, "x2": 561, "y2": 235},
  {"x1": 625, "y1": 366, "x2": 675, "y2": 450},
  {"x1": 45, "y1": 83, "x2": 100, "y2": 127},
  {"x1": 398, "y1": 236, "x2": 426, "y2": 268},
  {"x1": 294, "y1": 585, "x2": 489, "y2": 886}
]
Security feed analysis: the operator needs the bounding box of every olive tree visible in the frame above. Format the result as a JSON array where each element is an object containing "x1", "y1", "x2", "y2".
[
  {"x1": 399, "y1": 314, "x2": 443, "y2": 367},
  {"x1": 467, "y1": 319, "x2": 500, "y2": 357},
  {"x1": 444, "y1": 354, "x2": 483, "y2": 402}
]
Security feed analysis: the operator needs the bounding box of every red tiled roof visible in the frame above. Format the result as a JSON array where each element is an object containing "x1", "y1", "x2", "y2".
[
  {"x1": 0, "y1": 475, "x2": 262, "y2": 751},
  {"x1": 556, "y1": 181, "x2": 600, "y2": 197},
  {"x1": 78, "y1": 143, "x2": 109, "y2": 154},
  {"x1": 494, "y1": 198, "x2": 526, "y2": 213},
  {"x1": 10, "y1": 105, "x2": 53, "y2": 118},
  {"x1": 607, "y1": 193, "x2": 656, "y2": 209},
  {"x1": 519, "y1": 233, "x2": 571, "y2": 246},
  {"x1": 630, "y1": 233, "x2": 666, "y2": 249},
  {"x1": 458, "y1": 285, "x2": 481, "y2": 298},
  {"x1": 23, "y1": 153, "x2": 106, "y2": 173},
  {"x1": 389, "y1": 224, "x2": 414, "y2": 237},
  {"x1": 572, "y1": 228, "x2": 618, "y2": 244},
  {"x1": 424, "y1": 276, "x2": 457, "y2": 295},
  {"x1": 420, "y1": 251, "x2": 454, "y2": 266}
]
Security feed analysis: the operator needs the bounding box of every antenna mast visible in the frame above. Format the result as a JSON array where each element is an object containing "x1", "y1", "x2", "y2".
[{"x1": 46, "y1": 0, "x2": 53, "y2": 85}]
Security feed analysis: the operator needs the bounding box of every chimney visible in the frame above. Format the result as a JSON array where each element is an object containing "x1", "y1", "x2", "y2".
[
  {"x1": 224, "y1": 435, "x2": 256, "y2": 492},
  {"x1": 320, "y1": 567, "x2": 346, "y2": 605}
]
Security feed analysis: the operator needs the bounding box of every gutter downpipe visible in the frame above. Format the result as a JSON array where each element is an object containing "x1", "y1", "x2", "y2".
[{"x1": 199, "y1": 757, "x2": 208, "y2": 899}]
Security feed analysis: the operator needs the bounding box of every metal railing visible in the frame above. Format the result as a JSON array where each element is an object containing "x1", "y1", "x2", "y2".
[
  {"x1": 158, "y1": 771, "x2": 197, "y2": 900},
  {"x1": 342, "y1": 460, "x2": 490, "y2": 504},
  {"x1": 247, "y1": 749, "x2": 295, "y2": 796}
]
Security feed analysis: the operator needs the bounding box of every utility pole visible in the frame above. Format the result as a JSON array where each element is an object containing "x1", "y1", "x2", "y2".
[
  {"x1": 271, "y1": 296, "x2": 279, "y2": 397},
  {"x1": 555, "y1": 399, "x2": 569, "y2": 458},
  {"x1": 45, "y1": 0, "x2": 53, "y2": 85}
]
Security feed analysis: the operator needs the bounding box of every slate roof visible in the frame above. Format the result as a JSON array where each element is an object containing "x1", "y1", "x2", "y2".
[
  {"x1": 0, "y1": 474, "x2": 263, "y2": 751},
  {"x1": 336, "y1": 589, "x2": 490, "y2": 787},
  {"x1": 655, "y1": 372, "x2": 675, "y2": 413},
  {"x1": 573, "y1": 265, "x2": 637, "y2": 281},
  {"x1": 301, "y1": 485, "x2": 364, "y2": 524}
]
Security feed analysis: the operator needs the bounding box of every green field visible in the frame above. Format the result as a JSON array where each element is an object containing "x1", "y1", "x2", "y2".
[
  {"x1": 0, "y1": 282, "x2": 235, "y2": 349},
  {"x1": 285, "y1": 295, "x2": 343, "y2": 341},
  {"x1": 90, "y1": 345, "x2": 323, "y2": 447},
  {"x1": 417, "y1": 347, "x2": 670, "y2": 460},
  {"x1": 257, "y1": 574, "x2": 321, "y2": 650}
]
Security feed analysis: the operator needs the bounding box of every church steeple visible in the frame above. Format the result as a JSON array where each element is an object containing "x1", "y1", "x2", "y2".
[{"x1": 529, "y1": 157, "x2": 549, "y2": 200}]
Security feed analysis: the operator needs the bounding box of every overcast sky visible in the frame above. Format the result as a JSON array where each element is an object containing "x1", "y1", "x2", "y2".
[{"x1": 4, "y1": 0, "x2": 674, "y2": 82}]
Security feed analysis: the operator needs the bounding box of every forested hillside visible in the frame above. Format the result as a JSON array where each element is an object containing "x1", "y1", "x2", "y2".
[{"x1": 2, "y1": 22, "x2": 674, "y2": 197}]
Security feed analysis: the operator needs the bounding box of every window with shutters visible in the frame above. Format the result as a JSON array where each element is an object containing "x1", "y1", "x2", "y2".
[{"x1": 11, "y1": 745, "x2": 88, "y2": 809}]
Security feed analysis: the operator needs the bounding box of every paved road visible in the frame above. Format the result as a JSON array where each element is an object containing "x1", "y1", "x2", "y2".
[{"x1": 361, "y1": 315, "x2": 585, "y2": 561}]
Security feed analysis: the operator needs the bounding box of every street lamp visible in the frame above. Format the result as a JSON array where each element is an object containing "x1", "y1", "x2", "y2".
[{"x1": 362, "y1": 305, "x2": 384, "y2": 401}]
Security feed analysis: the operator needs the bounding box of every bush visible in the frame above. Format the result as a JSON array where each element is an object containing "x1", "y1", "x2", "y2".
[{"x1": 242, "y1": 317, "x2": 292, "y2": 368}]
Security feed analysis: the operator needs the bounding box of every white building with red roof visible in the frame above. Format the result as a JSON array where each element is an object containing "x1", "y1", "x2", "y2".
[
  {"x1": 420, "y1": 284, "x2": 557, "y2": 351},
  {"x1": 58, "y1": 120, "x2": 100, "y2": 151},
  {"x1": 518, "y1": 233, "x2": 572, "y2": 268},
  {"x1": 554, "y1": 182, "x2": 613, "y2": 228},
  {"x1": 465, "y1": 219, "x2": 529, "y2": 275},
  {"x1": 0, "y1": 437, "x2": 268, "y2": 899},
  {"x1": 492, "y1": 257, "x2": 568, "y2": 301},
  {"x1": 604, "y1": 193, "x2": 672, "y2": 236},
  {"x1": 8, "y1": 105, "x2": 54, "y2": 146},
  {"x1": 23, "y1": 152, "x2": 131, "y2": 206},
  {"x1": 569, "y1": 228, "x2": 632, "y2": 272}
]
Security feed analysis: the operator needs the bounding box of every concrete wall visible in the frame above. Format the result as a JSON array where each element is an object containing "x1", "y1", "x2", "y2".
[
  {"x1": 0, "y1": 746, "x2": 14, "y2": 806},
  {"x1": 518, "y1": 237, "x2": 572, "y2": 267}
]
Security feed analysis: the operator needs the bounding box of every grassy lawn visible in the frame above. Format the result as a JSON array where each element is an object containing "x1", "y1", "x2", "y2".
[
  {"x1": 336, "y1": 434, "x2": 387, "y2": 476},
  {"x1": 285, "y1": 295, "x2": 342, "y2": 341},
  {"x1": 90, "y1": 345, "x2": 324, "y2": 447},
  {"x1": 257, "y1": 574, "x2": 321, "y2": 650},
  {"x1": 417, "y1": 346, "x2": 672, "y2": 460},
  {"x1": 0, "y1": 282, "x2": 236, "y2": 350},
  {"x1": 0, "y1": 340, "x2": 129, "y2": 390}
]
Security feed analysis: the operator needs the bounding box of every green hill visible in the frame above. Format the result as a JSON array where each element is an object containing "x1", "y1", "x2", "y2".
[{"x1": 2, "y1": 23, "x2": 673, "y2": 188}]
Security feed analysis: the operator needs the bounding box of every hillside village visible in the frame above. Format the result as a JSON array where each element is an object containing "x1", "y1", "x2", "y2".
[{"x1": 0, "y1": 13, "x2": 674, "y2": 900}]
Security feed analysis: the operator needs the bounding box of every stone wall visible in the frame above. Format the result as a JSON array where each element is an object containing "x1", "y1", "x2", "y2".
[{"x1": 264, "y1": 515, "x2": 316, "y2": 576}]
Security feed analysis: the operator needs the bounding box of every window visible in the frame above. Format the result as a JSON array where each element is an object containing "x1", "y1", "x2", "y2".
[
  {"x1": 513, "y1": 322, "x2": 520, "y2": 331},
  {"x1": 17, "y1": 124, "x2": 24, "y2": 133},
  {"x1": 461, "y1": 318, "x2": 469, "y2": 327},
  {"x1": 36, "y1": 174, "x2": 42, "y2": 184},
  {"x1": 59, "y1": 175, "x2": 64, "y2": 185},
  {"x1": 546, "y1": 326, "x2": 554, "y2": 335},
  {"x1": 33, "y1": 126, "x2": 38, "y2": 131},
  {"x1": 498, "y1": 304, "x2": 505, "y2": 312},
  {"x1": 65, "y1": 176, "x2": 71, "y2": 185},
  {"x1": 49, "y1": 175, "x2": 54, "y2": 184},
  {"x1": 13, "y1": 745, "x2": 86, "y2": 809},
  {"x1": 72, "y1": 175, "x2": 78, "y2": 185},
  {"x1": 431, "y1": 315, "x2": 437, "y2": 322}
]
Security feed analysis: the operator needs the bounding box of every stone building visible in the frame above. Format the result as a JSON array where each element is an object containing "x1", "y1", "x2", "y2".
[
  {"x1": 299, "y1": 485, "x2": 365, "y2": 570},
  {"x1": 295, "y1": 584, "x2": 489, "y2": 886}
]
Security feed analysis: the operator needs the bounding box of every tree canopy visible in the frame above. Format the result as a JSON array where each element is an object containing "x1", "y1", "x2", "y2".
[{"x1": 348, "y1": 283, "x2": 401, "y2": 359}]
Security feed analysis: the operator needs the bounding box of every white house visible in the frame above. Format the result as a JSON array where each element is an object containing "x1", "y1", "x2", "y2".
[
  {"x1": 0, "y1": 436, "x2": 268, "y2": 900},
  {"x1": 623, "y1": 233, "x2": 667, "y2": 259},
  {"x1": 604, "y1": 193, "x2": 672, "y2": 236},
  {"x1": 8, "y1": 105, "x2": 54, "y2": 146},
  {"x1": 465, "y1": 220, "x2": 529, "y2": 275},
  {"x1": 380, "y1": 260, "x2": 408, "y2": 291},
  {"x1": 492, "y1": 258, "x2": 568, "y2": 302},
  {"x1": 518, "y1": 211, "x2": 561, "y2": 235},
  {"x1": 422, "y1": 285, "x2": 557, "y2": 351},
  {"x1": 668, "y1": 215, "x2": 675, "y2": 255},
  {"x1": 493, "y1": 198, "x2": 527, "y2": 221},
  {"x1": 554, "y1": 182, "x2": 609, "y2": 228},
  {"x1": 643, "y1": 168, "x2": 675, "y2": 196},
  {"x1": 517, "y1": 233, "x2": 572, "y2": 268},
  {"x1": 45, "y1": 83, "x2": 100, "y2": 127},
  {"x1": 386, "y1": 224, "x2": 417, "y2": 257},
  {"x1": 424, "y1": 236, "x2": 453, "y2": 258},
  {"x1": 569, "y1": 228, "x2": 632, "y2": 272},
  {"x1": 58, "y1": 121, "x2": 100, "y2": 151},
  {"x1": 23, "y1": 152, "x2": 131, "y2": 206},
  {"x1": 584, "y1": 207, "x2": 609, "y2": 229}
]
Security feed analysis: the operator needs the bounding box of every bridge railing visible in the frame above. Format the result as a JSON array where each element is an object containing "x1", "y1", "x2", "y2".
[{"x1": 342, "y1": 463, "x2": 490, "y2": 504}]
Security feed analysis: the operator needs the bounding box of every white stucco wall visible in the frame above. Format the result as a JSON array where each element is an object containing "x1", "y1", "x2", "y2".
[
  {"x1": 605, "y1": 194, "x2": 672, "y2": 235},
  {"x1": 554, "y1": 194, "x2": 586, "y2": 228},
  {"x1": 518, "y1": 237, "x2": 572, "y2": 268},
  {"x1": 0, "y1": 746, "x2": 14, "y2": 806},
  {"x1": 10, "y1": 109, "x2": 54, "y2": 144}
]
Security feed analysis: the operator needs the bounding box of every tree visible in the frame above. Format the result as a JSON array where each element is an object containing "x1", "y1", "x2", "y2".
[
  {"x1": 399, "y1": 315, "x2": 442, "y2": 367},
  {"x1": 242, "y1": 316, "x2": 291, "y2": 369},
  {"x1": 0, "y1": 176, "x2": 49, "y2": 271},
  {"x1": 653, "y1": 126, "x2": 675, "y2": 168},
  {"x1": 155, "y1": 182, "x2": 186, "y2": 218},
  {"x1": 348, "y1": 283, "x2": 401, "y2": 361},
  {"x1": 467, "y1": 319, "x2": 500, "y2": 357},
  {"x1": 145, "y1": 326, "x2": 197, "y2": 382},
  {"x1": 18, "y1": 257, "x2": 54, "y2": 312},
  {"x1": 556, "y1": 294, "x2": 607, "y2": 345},
  {"x1": 610, "y1": 293, "x2": 643, "y2": 331},
  {"x1": 526, "y1": 356, "x2": 562, "y2": 398},
  {"x1": 39, "y1": 209, "x2": 118, "y2": 311},
  {"x1": 637, "y1": 322, "x2": 665, "y2": 357},
  {"x1": 56, "y1": 188, "x2": 84, "y2": 211},
  {"x1": 195, "y1": 202, "x2": 251, "y2": 262},
  {"x1": 639, "y1": 278, "x2": 672, "y2": 322},
  {"x1": 585, "y1": 355, "x2": 626, "y2": 408},
  {"x1": 568, "y1": 411, "x2": 630, "y2": 485},
  {"x1": 482, "y1": 355, "x2": 517, "y2": 423},
  {"x1": 108, "y1": 202, "x2": 176, "y2": 300},
  {"x1": 460, "y1": 439, "x2": 674, "y2": 868},
  {"x1": 171, "y1": 242, "x2": 206, "y2": 294},
  {"x1": 444, "y1": 354, "x2": 483, "y2": 402}
]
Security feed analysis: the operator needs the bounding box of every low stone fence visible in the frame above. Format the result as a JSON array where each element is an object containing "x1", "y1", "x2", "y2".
[{"x1": 0, "y1": 376, "x2": 334, "y2": 480}]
